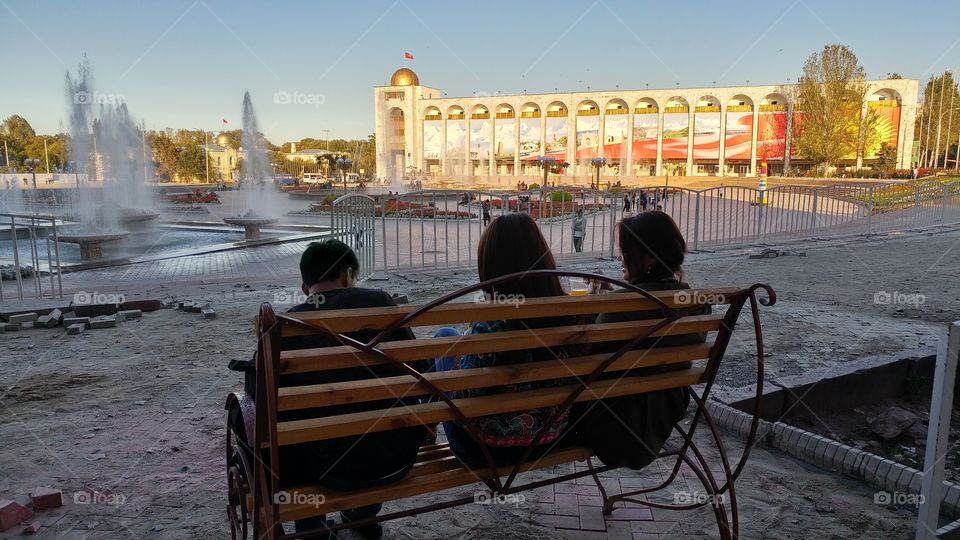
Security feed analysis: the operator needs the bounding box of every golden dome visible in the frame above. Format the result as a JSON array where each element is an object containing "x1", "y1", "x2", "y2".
[
  {"x1": 216, "y1": 133, "x2": 230, "y2": 146},
  {"x1": 390, "y1": 68, "x2": 420, "y2": 86}
]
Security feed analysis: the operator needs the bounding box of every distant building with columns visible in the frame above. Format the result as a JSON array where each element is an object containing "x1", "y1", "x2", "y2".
[{"x1": 374, "y1": 68, "x2": 917, "y2": 184}]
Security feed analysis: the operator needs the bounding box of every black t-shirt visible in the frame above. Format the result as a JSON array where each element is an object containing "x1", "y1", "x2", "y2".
[{"x1": 278, "y1": 287, "x2": 427, "y2": 489}]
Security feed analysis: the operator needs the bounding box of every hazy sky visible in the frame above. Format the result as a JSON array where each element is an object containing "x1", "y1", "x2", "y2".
[{"x1": 2, "y1": 0, "x2": 958, "y2": 143}]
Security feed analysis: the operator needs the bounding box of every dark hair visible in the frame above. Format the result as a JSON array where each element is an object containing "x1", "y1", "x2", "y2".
[
  {"x1": 477, "y1": 213, "x2": 564, "y2": 300},
  {"x1": 617, "y1": 211, "x2": 686, "y2": 282},
  {"x1": 299, "y1": 239, "x2": 359, "y2": 285}
]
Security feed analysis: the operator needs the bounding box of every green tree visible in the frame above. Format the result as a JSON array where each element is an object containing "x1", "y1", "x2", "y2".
[
  {"x1": 178, "y1": 144, "x2": 208, "y2": 182},
  {"x1": 916, "y1": 71, "x2": 960, "y2": 167},
  {"x1": 149, "y1": 131, "x2": 180, "y2": 181},
  {"x1": 23, "y1": 134, "x2": 70, "y2": 172},
  {"x1": 873, "y1": 142, "x2": 897, "y2": 173},
  {"x1": 0, "y1": 115, "x2": 37, "y2": 169},
  {"x1": 792, "y1": 44, "x2": 878, "y2": 175}
]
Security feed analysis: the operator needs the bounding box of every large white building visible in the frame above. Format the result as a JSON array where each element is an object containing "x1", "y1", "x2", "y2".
[{"x1": 374, "y1": 68, "x2": 917, "y2": 184}]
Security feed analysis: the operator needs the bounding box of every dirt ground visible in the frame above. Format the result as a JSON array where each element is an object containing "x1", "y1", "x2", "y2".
[{"x1": 1, "y1": 226, "x2": 958, "y2": 538}]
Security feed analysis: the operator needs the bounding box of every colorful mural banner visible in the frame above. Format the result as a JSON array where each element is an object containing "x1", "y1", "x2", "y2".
[
  {"x1": 868, "y1": 105, "x2": 901, "y2": 156},
  {"x1": 519, "y1": 118, "x2": 541, "y2": 160},
  {"x1": 661, "y1": 112, "x2": 689, "y2": 159},
  {"x1": 757, "y1": 111, "x2": 787, "y2": 160},
  {"x1": 423, "y1": 119, "x2": 442, "y2": 160},
  {"x1": 494, "y1": 119, "x2": 516, "y2": 159},
  {"x1": 692, "y1": 111, "x2": 720, "y2": 160},
  {"x1": 724, "y1": 111, "x2": 753, "y2": 160},
  {"x1": 603, "y1": 116, "x2": 629, "y2": 159},
  {"x1": 576, "y1": 116, "x2": 599, "y2": 160},
  {"x1": 446, "y1": 119, "x2": 466, "y2": 159},
  {"x1": 470, "y1": 119, "x2": 491, "y2": 160},
  {"x1": 632, "y1": 113, "x2": 658, "y2": 160},
  {"x1": 545, "y1": 117, "x2": 568, "y2": 159}
]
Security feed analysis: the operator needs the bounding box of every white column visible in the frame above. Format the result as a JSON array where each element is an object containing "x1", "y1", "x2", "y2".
[
  {"x1": 567, "y1": 111, "x2": 576, "y2": 181},
  {"x1": 686, "y1": 107, "x2": 695, "y2": 175},
  {"x1": 441, "y1": 119, "x2": 447, "y2": 176},
  {"x1": 718, "y1": 108, "x2": 728, "y2": 175},
  {"x1": 783, "y1": 104, "x2": 793, "y2": 173},
  {"x1": 465, "y1": 116, "x2": 472, "y2": 180}
]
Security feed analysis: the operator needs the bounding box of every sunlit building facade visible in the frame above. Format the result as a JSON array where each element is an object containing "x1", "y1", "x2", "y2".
[{"x1": 374, "y1": 68, "x2": 917, "y2": 183}]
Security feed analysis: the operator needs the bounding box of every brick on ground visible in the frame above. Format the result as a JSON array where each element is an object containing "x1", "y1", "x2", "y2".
[
  {"x1": 62, "y1": 317, "x2": 91, "y2": 328},
  {"x1": 89, "y1": 316, "x2": 117, "y2": 329},
  {"x1": 28, "y1": 488, "x2": 62, "y2": 510},
  {"x1": 116, "y1": 309, "x2": 142, "y2": 322},
  {"x1": 190, "y1": 301, "x2": 210, "y2": 313},
  {"x1": 201, "y1": 308, "x2": 217, "y2": 320},
  {"x1": 2, "y1": 322, "x2": 21, "y2": 332},
  {"x1": 8, "y1": 312, "x2": 38, "y2": 325},
  {"x1": 66, "y1": 323, "x2": 86, "y2": 335},
  {"x1": 22, "y1": 521, "x2": 41, "y2": 534},
  {"x1": 0, "y1": 500, "x2": 33, "y2": 532},
  {"x1": 119, "y1": 299, "x2": 162, "y2": 312}
]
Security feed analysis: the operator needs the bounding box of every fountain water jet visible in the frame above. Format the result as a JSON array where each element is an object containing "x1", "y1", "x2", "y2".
[
  {"x1": 59, "y1": 56, "x2": 159, "y2": 260},
  {"x1": 223, "y1": 91, "x2": 277, "y2": 240}
]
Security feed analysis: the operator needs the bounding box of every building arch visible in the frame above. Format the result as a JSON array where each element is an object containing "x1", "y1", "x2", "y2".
[
  {"x1": 546, "y1": 101, "x2": 568, "y2": 117},
  {"x1": 518, "y1": 102, "x2": 539, "y2": 118},
  {"x1": 869, "y1": 88, "x2": 902, "y2": 104},
  {"x1": 423, "y1": 106, "x2": 442, "y2": 119},
  {"x1": 496, "y1": 103, "x2": 517, "y2": 118},
  {"x1": 470, "y1": 104, "x2": 490, "y2": 118},
  {"x1": 665, "y1": 96, "x2": 689, "y2": 110},
  {"x1": 727, "y1": 94, "x2": 754, "y2": 109},
  {"x1": 604, "y1": 98, "x2": 628, "y2": 114},
  {"x1": 760, "y1": 93, "x2": 788, "y2": 108},
  {"x1": 696, "y1": 95, "x2": 720, "y2": 109},
  {"x1": 633, "y1": 97, "x2": 659, "y2": 112},
  {"x1": 576, "y1": 99, "x2": 600, "y2": 116},
  {"x1": 446, "y1": 105, "x2": 465, "y2": 118}
]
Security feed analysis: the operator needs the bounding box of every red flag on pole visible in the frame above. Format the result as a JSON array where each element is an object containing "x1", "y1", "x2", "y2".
[
  {"x1": 222, "y1": 119, "x2": 228, "y2": 125},
  {"x1": 403, "y1": 52, "x2": 414, "y2": 60}
]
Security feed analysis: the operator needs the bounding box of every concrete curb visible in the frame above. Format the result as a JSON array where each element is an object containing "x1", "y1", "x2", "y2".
[{"x1": 705, "y1": 400, "x2": 960, "y2": 522}]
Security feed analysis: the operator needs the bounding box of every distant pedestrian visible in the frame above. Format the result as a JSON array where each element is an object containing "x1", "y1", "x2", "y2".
[
  {"x1": 482, "y1": 199, "x2": 491, "y2": 226},
  {"x1": 572, "y1": 208, "x2": 586, "y2": 252},
  {"x1": 623, "y1": 194, "x2": 632, "y2": 214},
  {"x1": 718, "y1": 184, "x2": 725, "y2": 199},
  {"x1": 640, "y1": 190, "x2": 648, "y2": 210}
]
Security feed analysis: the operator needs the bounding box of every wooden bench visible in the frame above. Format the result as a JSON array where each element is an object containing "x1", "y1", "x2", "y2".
[{"x1": 224, "y1": 270, "x2": 775, "y2": 539}]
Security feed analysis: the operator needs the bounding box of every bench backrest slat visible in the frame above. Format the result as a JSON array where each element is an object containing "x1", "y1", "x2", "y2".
[
  {"x1": 277, "y1": 343, "x2": 712, "y2": 411},
  {"x1": 278, "y1": 287, "x2": 737, "y2": 337},
  {"x1": 271, "y1": 366, "x2": 706, "y2": 446},
  {"x1": 279, "y1": 314, "x2": 723, "y2": 373}
]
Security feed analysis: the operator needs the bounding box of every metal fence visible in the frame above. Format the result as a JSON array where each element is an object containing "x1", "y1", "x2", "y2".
[
  {"x1": 0, "y1": 213, "x2": 64, "y2": 301},
  {"x1": 330, "y1": 194, "x2": 377, "y2": 281},
  {"x1": 327, "y1": 180, "x2": 960, "y2": 274}
]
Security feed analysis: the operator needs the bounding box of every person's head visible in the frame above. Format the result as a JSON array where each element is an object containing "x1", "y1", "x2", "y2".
[
  {"x1": 616, "y1": 211, "x2": 686, "y2": 283},
  {"x1": 656, "y1": 204, "x2": 663, "y2": 211},
  {"x1": 477, "y1": 213, "x2": 563, "y2": 300},
  {"x1": 576, "y1": 208, "x2": 583, "y2": 216},
  {"x1": 299, "y1": 239, "x2": 359, "y2": 294}
]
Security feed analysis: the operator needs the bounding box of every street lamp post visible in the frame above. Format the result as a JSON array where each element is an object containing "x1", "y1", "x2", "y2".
[{"x1": 590, "y1": 157, "x2": 606, "y2": 191}]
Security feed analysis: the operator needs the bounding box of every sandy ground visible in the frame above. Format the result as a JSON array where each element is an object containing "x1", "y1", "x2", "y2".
[{"x1": 1, "y1": 227, "x2": 958, "y2": 538}]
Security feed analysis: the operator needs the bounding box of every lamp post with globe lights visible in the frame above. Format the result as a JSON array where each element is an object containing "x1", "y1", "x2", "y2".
[{"x1": 590, "y1": 157, "x2": 606, "y2": 191}]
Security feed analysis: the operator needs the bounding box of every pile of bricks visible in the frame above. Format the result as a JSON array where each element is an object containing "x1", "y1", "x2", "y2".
[
  {"x1": 0, "y1": 299, "x2": 163, "y2": 334},
  {"x1": 173, "y1": 299, "x2": 216, "y2": 320},
  {"x1": 0, "y1": 487, "x2": 63, "y2": 534}
]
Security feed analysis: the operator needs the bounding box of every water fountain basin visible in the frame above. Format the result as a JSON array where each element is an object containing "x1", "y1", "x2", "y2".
[
  {"x1": 58, "y1": 231, "x2": 129, "y2": 261},
  {"x1": 222, "y1": 216, "x2": 278, "y2": 240}
]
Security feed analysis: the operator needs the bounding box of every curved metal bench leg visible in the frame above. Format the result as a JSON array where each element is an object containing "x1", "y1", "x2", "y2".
[
  {"x1": 690, "y1": 392, "x2": 740, "y2": 537},
  {"x1": 686, "y1": 433, "x2": 732, "y2": 540},
  {"x1": 226, "y1": 416, "x2": 252, "y2": 539}
]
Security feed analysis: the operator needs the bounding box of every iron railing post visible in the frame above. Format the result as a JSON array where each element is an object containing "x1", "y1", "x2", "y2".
[{"x1": 692, "y1": 192, "x2": 700, "y2": 251}]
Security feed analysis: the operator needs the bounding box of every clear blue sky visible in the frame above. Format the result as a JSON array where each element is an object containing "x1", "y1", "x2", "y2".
[{"x1": 2, "y1": 0, "x2": 958, "y2": 143}]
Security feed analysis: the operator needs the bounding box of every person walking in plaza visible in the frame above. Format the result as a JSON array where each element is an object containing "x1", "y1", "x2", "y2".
[
  {"x1": 572, "y1": 207, "x2": 586, "y2": 252},
  {"x1": 640, "y1": 190, "x2": 648, "y2": 210},
  {"x1": 622, "y1": 193, "x2": 632, "y2": 216},
  {"x1": 481, "y1": 198, "x2": 492, "y2": 227}
]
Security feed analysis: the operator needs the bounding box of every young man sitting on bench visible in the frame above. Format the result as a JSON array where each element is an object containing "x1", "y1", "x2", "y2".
[{"x1": 277, "y1": 239, "x2": 427, "y2": 539}]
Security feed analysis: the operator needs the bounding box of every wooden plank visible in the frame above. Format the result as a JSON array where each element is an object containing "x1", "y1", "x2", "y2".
[
  {"x1": 273, "y1": 367, "x2": 705, "y2": 445},
  {"x1": 278, "y1": 287, "x2": 739, "y2": 337},
  {"x1": 279, "y1": 314, "x2": 723, "y2": 374},
  {"x1": 278, "y1": 343, "x2": 711, "y2": 411},
  {"x1": 267, "y1": 445, "x2": 594, "y2": 520}
]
